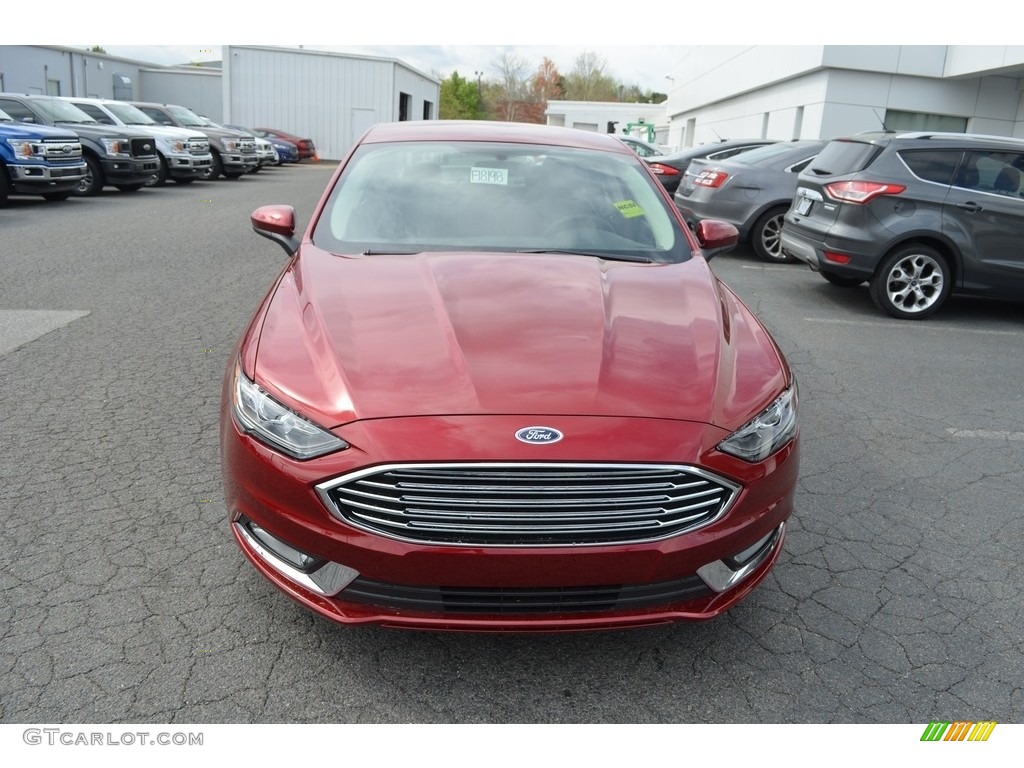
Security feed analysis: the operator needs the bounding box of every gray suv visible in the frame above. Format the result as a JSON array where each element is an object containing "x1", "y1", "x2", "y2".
[{"x1": 781, "y1": 131, "x2": 1024, "y2": 319}]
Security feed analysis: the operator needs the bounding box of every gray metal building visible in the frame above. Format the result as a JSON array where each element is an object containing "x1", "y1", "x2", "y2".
[
  {"x1": 0, "y1": 45, "x2": 147, "y2": 100},
  {"x1": 1, "y1": 44, "x2": 441, "y2": 160},
  {"x1": 222, "y1": 45, "x2": 440, "y2": 160}
]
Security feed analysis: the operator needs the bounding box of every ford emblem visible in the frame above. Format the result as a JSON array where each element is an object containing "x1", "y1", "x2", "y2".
[
  {"x1": 143, "y1": 143, "x2": 152, "y2": 151},
  {"x1": 515, "y1": 426, "x2": 563, "y2": 445},
  {"x1": 62, "y1": 145, "x2": 73, "y2": 154}
]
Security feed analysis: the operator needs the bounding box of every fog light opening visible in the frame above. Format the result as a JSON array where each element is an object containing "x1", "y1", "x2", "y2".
[
  {"x1": 235, "y1": 518, "x2": 359, "y2": 597},
  {"x1": 696, "y1": 522, "x2": 784, "y2": 594}
]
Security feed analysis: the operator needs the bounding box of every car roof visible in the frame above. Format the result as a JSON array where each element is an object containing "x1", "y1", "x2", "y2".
[
  {"x1": 653, "y1": 139, "x2": 775, "y2": 163},
  {"x1": 833, "y1": 130, "x2": 1024, "y2": 150},
  {"x1": 361, "y1": 120, "x2": 635, "y2": 153}
]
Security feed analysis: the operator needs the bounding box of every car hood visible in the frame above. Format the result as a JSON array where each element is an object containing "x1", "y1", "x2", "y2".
[{"x1": 252, "y1": 247, "x2": 788, "y2": 430}]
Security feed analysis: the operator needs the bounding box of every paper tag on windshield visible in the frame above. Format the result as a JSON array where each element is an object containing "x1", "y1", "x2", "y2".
[
  {"x1": 470, "y1": 167, "x2": 509, "y2": 185},
  {"x1": 614, "y1": 200, "x2": 645, "y2": 218}
]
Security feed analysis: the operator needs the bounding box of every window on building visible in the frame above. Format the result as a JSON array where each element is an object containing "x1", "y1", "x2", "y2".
[
  {"x1": 399, "y1": 92, "x2": 411, "y2": 122},
  {"x1": 423, "y1": 100, "x2": 433, "y2": 120},
  {"x1": 884, "y1": 110, "x2": 968, "y2": 133}
]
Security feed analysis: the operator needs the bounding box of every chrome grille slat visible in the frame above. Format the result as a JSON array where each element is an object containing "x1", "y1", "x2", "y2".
[{"x1": 318, "y1": 463, "x2": 739, "y2": 547}]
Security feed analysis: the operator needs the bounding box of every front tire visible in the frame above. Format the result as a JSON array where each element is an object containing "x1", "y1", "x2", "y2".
[
  {"x1": 75, "y1": 155, "x2": 104, "y2": 196},
  {"x1": 146, "y1": 154, "x2": 169, "y2": 187},
  {"x1": 870, "y1": 244, "x2": 951, "y2": 319},
  {"x1": 751, "y1": 207, "x2": 794, "y2": 263},
  {"x1": 203, "y1": 151, "x2": 223, "y2": 180}
]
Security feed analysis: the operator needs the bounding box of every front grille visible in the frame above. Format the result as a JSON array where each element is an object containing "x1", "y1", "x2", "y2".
[
  {"x1": 130, "y1": 137, "x2": 157, "y2": 157},
  {"x1": 341, "y1": 574, "x2": 712, "y2": 614},
  {"x1": 188, "y1": 140, "x2": 210, "y2": 154},
  {"x1": 318, "y1": 463, "x2": 739, "y2": 547},
  {"x1": 238, "y1": 138, "x2": 256, "y2": 152},
  {"x1": 42, "y1": 139, "x2": 82, "y2": 162}
]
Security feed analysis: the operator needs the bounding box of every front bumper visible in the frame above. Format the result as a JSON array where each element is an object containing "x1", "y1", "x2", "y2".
[
  {"x1": 221, "y1": 152, "x2": 259, "y2": 174},
  {"x1": 221, "y1": 409, "x2": 798, "y2": 632},
  {"x1": 100, "y1": 156, "x2": 160, "y2": 186},
  {"x1": 166, "y1": 151, "x2": 213, "y2": 179},
  {"x1": 8, "y1": 162, "x2": 86, "y2": 193}
]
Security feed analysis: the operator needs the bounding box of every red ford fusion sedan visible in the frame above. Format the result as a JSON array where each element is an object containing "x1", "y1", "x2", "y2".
[{"x1": 220, "y1": 120, "x2": 799, "y2": 632}]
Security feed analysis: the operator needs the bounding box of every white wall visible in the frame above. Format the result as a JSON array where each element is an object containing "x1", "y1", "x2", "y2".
[
  {"x1": 139, "y1": 68, "x2": 222, "y2": 120},
  {"x1": 223, "y1": 45, "x2": 439, "y2": 161}
]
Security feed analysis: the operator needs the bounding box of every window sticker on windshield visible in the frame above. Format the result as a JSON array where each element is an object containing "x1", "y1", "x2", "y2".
[
  {"x1": 470, "y1": 167, "x2": 508, "y2": 185},
  {"x1": 614, "y1": 200, "x2": 645, "y2": 218}
]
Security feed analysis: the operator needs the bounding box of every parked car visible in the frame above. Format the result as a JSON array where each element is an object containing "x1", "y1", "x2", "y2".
[
  {"x1": 59, "y1": 97, "x2": 212, "y2": 186},
  {"x1": 617, "y1": 135, "x2": 665, "y2": 158},
  {"x1": 224, "y1": 124, "x2": 299, "y2": 165},
  {"x1": 0, "y1": 106, "x2": 86, "y2": 205},
  {"x1": 129, "y1": 102, "x2": 258, "y2": 179},
  {"x1": 645, "y1": 139, "x2": 778, "y2": 195},
  {"x1": 220, "y1": 120, "x2": 799, "y2": 632},
  {"x1": 194, "y1": 116, "x2": 275, "y2": 171},
  {"x1": 675, "y1": 140, "x2": 827, "y2": 262},
  {"x1": 782, "y1": 131, "x2": 1024, "y2": 319},
  {"x1": 253, "y1": 127, "x2": 316, "y2": 160},
  {"x1": 0, "y1": 93, "x2": 159, "y2": 195}
]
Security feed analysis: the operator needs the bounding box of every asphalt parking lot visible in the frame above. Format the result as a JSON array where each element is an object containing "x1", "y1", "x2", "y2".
[{"x1": 1, "y1": 164, "x2": 1021, "y2": 724}]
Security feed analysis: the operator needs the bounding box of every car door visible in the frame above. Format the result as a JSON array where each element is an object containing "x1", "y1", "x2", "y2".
[{"x1": 942, "y1": 149, "x2": 1024, "y2": 299}]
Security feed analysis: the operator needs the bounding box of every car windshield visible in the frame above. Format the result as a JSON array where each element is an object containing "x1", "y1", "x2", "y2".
[
  {"x1": 31, "y1": 98, "x2": 97, "y2": 124},
  {"x1": 166, "y1": 105, "x2": 206, "y2": 127},
  {"x1": 313, "y1": 140, "x2": 690, "y2": 263},
  {"x1": 104, "y1": 102, "x2": 157, "y2": 126}
]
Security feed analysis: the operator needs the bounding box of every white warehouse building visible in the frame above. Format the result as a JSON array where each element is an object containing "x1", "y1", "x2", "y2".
[
  {"x1": 662, "y1": 46, "x2": 1024, "y2": 148},
  {"x1": 222, "y1": 45, "x2": 440, "y2": 161}
]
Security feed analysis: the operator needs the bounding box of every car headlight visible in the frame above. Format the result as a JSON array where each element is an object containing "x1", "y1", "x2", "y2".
[
  {"x1": 231, "y1": 365, "x2": 348, "y2": 460},
  {"x1": 101, "y1": 137, "x2": 131, "y2": 156},
  {"x1": 163, "y1": 137, "x2": 186, "y2": 152},
  {"x1": 718, "y1": 384, "x2": 798, "y2": 462},
  {"x1": 6, "y1": 138, "x2": 44, "y2": 159},
  {"x1": 222, "y1": 138, "x2": 239, "y2": 152}
]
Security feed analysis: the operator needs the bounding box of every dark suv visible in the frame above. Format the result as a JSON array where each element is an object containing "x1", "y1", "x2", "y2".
[{"x1": 781, "y1": 131, "x2": 1024, "y2": 319}]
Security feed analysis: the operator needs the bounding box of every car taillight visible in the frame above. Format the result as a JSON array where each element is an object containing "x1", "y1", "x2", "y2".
[
  {"x1": 648, "y1": 163, "x2": 680, "y2": 176},
  {"x1": 694, "y1": 170, "x2": 728, "y2": 188},
  {"x1": 824, "y1": 180, "x2": 906, "y2": 204}
]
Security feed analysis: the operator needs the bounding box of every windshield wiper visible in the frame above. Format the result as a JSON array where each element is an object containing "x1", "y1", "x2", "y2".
[
  {"x1": 517, "y1": 249, "x2": 653, "y2": 263},
  {"x1": 361, "y1": 248, "x2": 423, "y2": 256}
]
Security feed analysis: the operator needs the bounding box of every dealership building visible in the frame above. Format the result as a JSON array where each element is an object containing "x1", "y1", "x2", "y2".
[{"x1": 661, "y1": 45, "x2": 1024, "y2": 149}]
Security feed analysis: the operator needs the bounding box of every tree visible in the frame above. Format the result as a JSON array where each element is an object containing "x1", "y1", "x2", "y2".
[
  {"x1": 439, "y1": 71, "x2": 484, "y2": 120},
  {"x1": 493, "y1": 52, "x2": 532, "y2": 122},
  {"x1": 88, "y1": 45, "x2": 107, "y2": 54},
  {"x1": 563, "y1": 51, "x2": 618, "y2": 102}
]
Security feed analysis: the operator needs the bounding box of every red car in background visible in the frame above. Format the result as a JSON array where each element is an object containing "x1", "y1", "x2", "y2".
[
  {"x1": 220, "y1": 121, "x2": 799, "y2": 632},
  {"x1": 253, "y1": 127, "x2": 316, "y2": 160}
]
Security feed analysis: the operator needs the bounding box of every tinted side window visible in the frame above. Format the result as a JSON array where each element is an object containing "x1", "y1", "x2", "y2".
[
  {"x1": 805, "y1": 140, "x2": 879, "y2": 176},
  {"x1": 0, "y1": 99, "x2": 35, "y2": 122},
  {"x1": 899, "y1": 149, "x2": 962, "y2": 185},
  {"x1": 137, "y1": 107, "x2": 172, "y2": 125},
  {"x1": 74, "y1": 103, "x2": 114, "y2": 125},
  {"x1": 956, "y1": 151, "x2": 1024, "y2": 197}
]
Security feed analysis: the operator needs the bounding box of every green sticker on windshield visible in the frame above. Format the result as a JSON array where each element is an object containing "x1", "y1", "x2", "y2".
[{"x1": 614, "y1": 199, "x2": 645, "y2": 218}]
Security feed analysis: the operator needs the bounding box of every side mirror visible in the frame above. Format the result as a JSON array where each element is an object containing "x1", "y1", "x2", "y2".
[
  {"x1": 251, "y1": 205, "x2": 299, "y2": 256},
  {"x1": 694, "y1": 219, "x2": 739, "y2": 261}
]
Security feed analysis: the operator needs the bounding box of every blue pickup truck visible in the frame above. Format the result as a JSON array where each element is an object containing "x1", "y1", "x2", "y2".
[{"x1": 0, "y1": 105, "x2": 86, "y2": 205}]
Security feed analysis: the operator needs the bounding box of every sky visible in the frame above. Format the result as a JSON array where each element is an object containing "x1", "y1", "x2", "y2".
[{"x1": 62, "y1": 44, "x2": 687, "y2": 94}]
